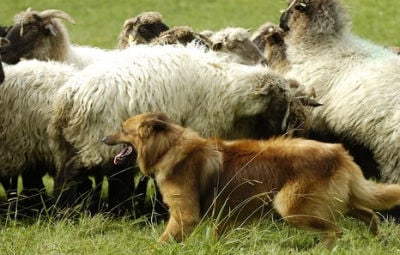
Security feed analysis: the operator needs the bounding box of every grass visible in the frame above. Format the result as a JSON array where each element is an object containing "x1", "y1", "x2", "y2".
[
  {"x1": 1, "y1": 0, "x2": 400, "y2": 47},
  {"x1": 1, "y1": 213, "x2": 400, "y2": 255},
  {"x1": 1, "y1": 0, "x2": 400, "y2": 254}
]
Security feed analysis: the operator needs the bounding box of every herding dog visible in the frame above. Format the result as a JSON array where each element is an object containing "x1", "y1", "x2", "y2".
[{"x1": 103, "y1": 112, "x2": 400, "y2": 247}]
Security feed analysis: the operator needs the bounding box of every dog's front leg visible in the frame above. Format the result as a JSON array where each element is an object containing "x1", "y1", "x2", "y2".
[{"x1": 158, "y1": 201, "x2": 201, "y2": 242}]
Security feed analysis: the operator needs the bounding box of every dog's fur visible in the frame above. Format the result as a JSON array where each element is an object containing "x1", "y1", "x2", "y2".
[{"x1": 103, "y1": 112, "x2": 400, "y2": 246}]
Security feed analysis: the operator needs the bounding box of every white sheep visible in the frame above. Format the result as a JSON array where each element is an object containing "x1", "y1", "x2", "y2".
[
  {"x1": 278, "y1": 0, "x2": 400, "y2": 182},
  {"x1": 1, "y1": 8, "x2": 112, "y2": 69},
  {"x1": 48, "y1": 44, "x2": 313, "y2": 207},
  {"x1": 0, "y1": 59, "x2": 76, "y2": 209}
]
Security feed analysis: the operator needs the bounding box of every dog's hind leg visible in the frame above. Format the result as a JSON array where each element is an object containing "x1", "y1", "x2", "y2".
[
  {"x1": 273, "y1": 184, "x2": 343, "y2": 247},
  {"x1": 347, "y1": 207, "x2": 379, "y2": 235}
]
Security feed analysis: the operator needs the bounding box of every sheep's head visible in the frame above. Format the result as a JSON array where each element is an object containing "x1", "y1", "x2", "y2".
[
  {"x1": 118, "y1": 11, "x2": 169, "y2": 49},
  {"x1": 0, "y1": 37, "x2": 10, "y2": 84},
  {"x1": 279, "y1": 0, "x2": 349, "y2": 36},
  {"x1": 1, "y1": 8, "x2": 75, "y2": 64},
  {"x1": 208, "y1": 27, "x2": 268, "y2": 66}
]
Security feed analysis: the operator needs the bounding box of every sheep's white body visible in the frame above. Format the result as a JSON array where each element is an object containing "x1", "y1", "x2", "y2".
[
  {"x1": 282, "y1": 2, "x2": 400, "y2": 182},
  {"x1": 65, "y1": 45, "x2": 116, "y2": 69},
  {"x1": 0, "y1": 60, "x2": 76, "y2": 176}
]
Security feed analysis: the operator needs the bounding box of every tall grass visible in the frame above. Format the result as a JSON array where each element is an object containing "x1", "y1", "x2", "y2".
[
  {"x1": 1, "y1": 0, "x2": 400, "y2": 254},
  {"x1": 1, "y1": 213, "x2": 400, "y2": 254}
]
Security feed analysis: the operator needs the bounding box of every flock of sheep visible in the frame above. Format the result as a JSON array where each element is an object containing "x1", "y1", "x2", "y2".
[{"x1": 0, "y1": 0, "x2": 399, "y2": 221}]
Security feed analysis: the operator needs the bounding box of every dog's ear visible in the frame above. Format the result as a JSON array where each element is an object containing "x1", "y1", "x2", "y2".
[{"x1": 138, "y1": 118, "x2": 168, "y2": 138}]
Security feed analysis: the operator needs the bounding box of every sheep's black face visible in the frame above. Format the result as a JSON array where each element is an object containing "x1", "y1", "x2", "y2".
[
  {"x1": 0, "y1": 61, "x2": 4, "y2": 84},
  {"x1": 0, "y1": 26, "x2": 10, "y2": 38},
  {"x1": 138, "y1": 22, "x2": 169, "y2": 42},
  {"x1": 0, "y1": 38, "x2": 9, "y2": 83},
  {"x1": 1, "y1": 21, "x2": 44, "y2": 64},
  {"x1": 279, "y1": 10, "x2": 292, "y2": 32}
]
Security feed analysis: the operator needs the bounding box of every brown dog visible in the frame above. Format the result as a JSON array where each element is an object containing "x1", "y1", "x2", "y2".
[{"x1": 103, "y1": 112, "x2": 400, "y2": 246}]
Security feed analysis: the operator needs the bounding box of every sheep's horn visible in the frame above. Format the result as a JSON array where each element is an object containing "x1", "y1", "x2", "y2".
[
  {"x1": 0, "y1": 38, "x2": 10, "y2": 47},
  {"x1": 38, "y1": 9, "x2": 76, "y2": 25},
  {"x1": 280, "y1": 0, "x2": 298, "y2": 13},
  {"x1": 195, "y1": 32, "x2": 214, "y2": 46}
]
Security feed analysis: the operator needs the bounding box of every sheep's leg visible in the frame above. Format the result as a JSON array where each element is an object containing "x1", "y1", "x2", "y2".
[
  {"x1": 107, "y1": 161, "x2": 135, "y2": 216},
  {"x1": 90, "y1": 170, "x2": 104, "y2": 212},
  {"x1": 18, "y1": 167, "x2": 51, "y2": 217},
  {"x1": 53, "y1": 157, "x2": 86, "y2": 211},
  {"x1": 1, "y1": 176, "x2": 18, "y2": 200},
  {"x1": 134, "y1": 173, "x2": 148, "y2": 215}
]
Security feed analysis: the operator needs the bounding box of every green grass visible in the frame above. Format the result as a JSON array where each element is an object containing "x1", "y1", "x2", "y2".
[
  {"x1": 1, "y1": 0, "x2": 400, "y2": 48},
  {"x1": 1, "y1": 0, "x2": 400, "y2": 254},
  {"x1": 1, "y1": 213, "x2": 400, "y2": 255}
]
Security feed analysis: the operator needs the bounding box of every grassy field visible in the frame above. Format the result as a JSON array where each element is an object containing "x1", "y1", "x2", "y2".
[
  {"x1": 0, "y1": 0, "x2": 400, "y2": 47},
  {"x1": 1, "y1": 0, "x2": 400, "y2": 254}
]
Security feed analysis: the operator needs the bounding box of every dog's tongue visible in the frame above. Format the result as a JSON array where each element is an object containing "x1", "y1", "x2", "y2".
[{"x1": 114, "y1": 146, "x2": 134, "y2": 165}]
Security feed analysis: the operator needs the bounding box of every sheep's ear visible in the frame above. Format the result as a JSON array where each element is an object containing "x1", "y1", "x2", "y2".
[
  {"x1": 212, "y1": 41, "x2": 223, "y2": 51},
  {"x1": 0, "y1": 38, "x2": 10, "y2": 47},
  {"x1": 295, "y1": 2, "x2": 309, "y2": 12},
  {"x1": 267, "y1": 33, "x2": 284, "y2": 46},
  {"x1": 138, "y1": 119, "x2": 168, "y2": 138},
  {"x1": 44, "y1": 23, "x2": 58, "y2": 36}
]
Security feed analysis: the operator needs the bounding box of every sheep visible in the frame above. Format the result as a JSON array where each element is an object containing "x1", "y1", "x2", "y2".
[
  {"x1": 117, "y1": 11, "x2": 169, "y2": 49},
  {"x1": 0, "y1": 59, "x2": 77, "y2": 214},
  {"x1": 1, "y1": 8, "x2": 111, "y2": 69},
  {"x1": 277, "y1": 0, "x2": 400, "y2": 184},
  {"x1": 47, "y1": 44, "x2": 316, "y2": 211}
]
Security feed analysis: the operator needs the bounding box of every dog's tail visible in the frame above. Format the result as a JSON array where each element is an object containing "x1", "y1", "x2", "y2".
[{"x1": 350, "y1": 168, "x2": 400, "y2": 210}]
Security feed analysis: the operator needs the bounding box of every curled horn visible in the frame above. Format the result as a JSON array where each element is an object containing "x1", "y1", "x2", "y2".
[
  {"x1": 0, "y1": 38, "x2": 10, "y2": 47},
  {"x1": 195, "y1": 32, "x2": 214, "y2": 46},
  {"x1": 38, "y1": 9, "x2": 76, "y2": 24},
  {"x1": 280, "y1": 0, "x2": 299, "y2": 13}
]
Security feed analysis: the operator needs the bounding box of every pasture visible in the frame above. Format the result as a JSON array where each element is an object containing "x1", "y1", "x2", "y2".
[{"x1": 1, "y1": 0, "x2": 400, "y2": 254}]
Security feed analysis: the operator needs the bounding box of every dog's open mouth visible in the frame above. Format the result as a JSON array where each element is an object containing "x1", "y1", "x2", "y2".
[{"x1": 114, "y1": 145, "x2": 134, "y2": 165}]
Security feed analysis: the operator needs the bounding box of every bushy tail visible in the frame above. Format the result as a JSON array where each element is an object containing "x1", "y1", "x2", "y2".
[{"x1": 350, "y1": 170, "x2": 400, "y2": 210}]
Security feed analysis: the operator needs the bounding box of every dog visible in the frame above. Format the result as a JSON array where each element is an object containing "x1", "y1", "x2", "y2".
[{"x1": 103, "y1": 112, "x2": 400, "y2": 247}]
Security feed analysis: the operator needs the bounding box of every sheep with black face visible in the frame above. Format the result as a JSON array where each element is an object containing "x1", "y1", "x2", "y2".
[
  {"x1": 1, "y1": 8, "x2": 111, "y2": 69},
  {"x1": 117, "y1": 11, "x2": 169, "y2": 49}
]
